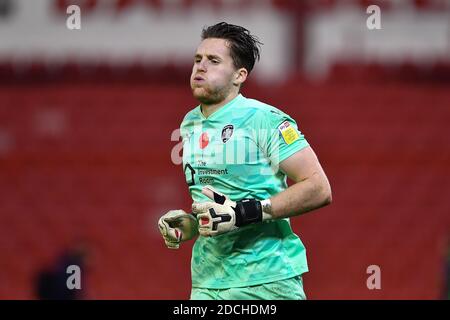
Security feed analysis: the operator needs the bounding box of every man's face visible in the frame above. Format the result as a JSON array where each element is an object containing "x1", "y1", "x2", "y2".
[{"x1": 190, "y1": 38, "x2": 238, "y2": 105}]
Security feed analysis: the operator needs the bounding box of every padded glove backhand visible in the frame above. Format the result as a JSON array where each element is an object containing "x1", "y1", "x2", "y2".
[{"x1": 192, "y1": 186, "x2": 270, "y2": 237}]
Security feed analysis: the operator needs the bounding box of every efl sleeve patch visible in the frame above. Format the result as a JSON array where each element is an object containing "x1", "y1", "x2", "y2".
[{"x1": 278, "y1": 121, "x2": 300, "y2": 145}]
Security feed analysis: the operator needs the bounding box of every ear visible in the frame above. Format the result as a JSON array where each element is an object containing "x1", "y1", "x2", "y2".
[{"x1": 233, "y1": 68, "x2": 248, "y2": 87}]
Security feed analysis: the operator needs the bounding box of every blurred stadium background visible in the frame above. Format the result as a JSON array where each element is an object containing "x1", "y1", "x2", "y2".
[{"x1": 0, "y1": 0, "x2": 449, "y2": 299}]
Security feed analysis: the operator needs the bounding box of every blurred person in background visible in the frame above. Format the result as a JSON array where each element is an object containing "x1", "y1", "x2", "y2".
[
  {"x1": 158, "y1": 22, "x2": 332, "y2": 300},
  {"x1": 34, "y1": 242, "x2": 90, "y2": 300}
]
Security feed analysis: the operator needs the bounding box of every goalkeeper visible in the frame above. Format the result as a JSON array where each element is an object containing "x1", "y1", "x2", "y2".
[{"x1": 158, "y1": 22, "x2": 332, "y2": 300}]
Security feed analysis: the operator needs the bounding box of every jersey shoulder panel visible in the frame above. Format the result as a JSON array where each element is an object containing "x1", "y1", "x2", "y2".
[{"x1": 242, "y1": 98, "x2": 294, "y2": 128}]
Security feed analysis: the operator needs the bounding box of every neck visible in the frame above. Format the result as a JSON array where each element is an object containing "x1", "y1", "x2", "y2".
[{"x1": 201, "y1": 91, "x2": 239, "y2": 118}]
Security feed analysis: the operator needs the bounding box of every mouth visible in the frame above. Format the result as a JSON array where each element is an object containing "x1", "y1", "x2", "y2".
[{"x1": 194, "y1": 76, "x2": 205, "y2": 81}]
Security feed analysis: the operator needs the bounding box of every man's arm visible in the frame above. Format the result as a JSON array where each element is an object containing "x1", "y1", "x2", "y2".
[
  {"x1": 269, "y1": 146, "x2": 332, "y2": 219},
  {"x1": 192, "y1": 146, "x2": 331, "y2": 237}
]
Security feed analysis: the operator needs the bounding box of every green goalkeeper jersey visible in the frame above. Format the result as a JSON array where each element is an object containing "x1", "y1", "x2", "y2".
[{"x1": 180, "y1": 94, "x2": 310, "y2": 289}]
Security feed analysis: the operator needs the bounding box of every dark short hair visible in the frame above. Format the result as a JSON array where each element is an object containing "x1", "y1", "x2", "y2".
[{"x1": 201, "y1": 22, "x2": 263, "y2": 74}]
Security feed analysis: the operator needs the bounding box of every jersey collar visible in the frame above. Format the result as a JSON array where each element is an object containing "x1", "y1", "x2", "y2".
[{"x1": 196, "y1": 94, "x2": 244, "y2": 121}]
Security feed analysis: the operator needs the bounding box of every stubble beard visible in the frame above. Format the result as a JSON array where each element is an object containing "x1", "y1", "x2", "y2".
[{"x1": 192, "y1": 83, "x2": 231, "y2": 106}]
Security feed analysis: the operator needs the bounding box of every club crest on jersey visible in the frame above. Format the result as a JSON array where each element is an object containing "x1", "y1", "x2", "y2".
[{"x1": 221, "y1": 125, "x2": 234, "y2": 143}]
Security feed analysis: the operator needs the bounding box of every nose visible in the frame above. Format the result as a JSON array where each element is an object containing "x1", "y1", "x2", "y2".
[{"x1": 197, "y1": 59, "x2": 207, "y2": 73}]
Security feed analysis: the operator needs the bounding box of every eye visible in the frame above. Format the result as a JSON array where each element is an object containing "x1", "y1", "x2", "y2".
[{"x1": 211, "y1": 59, "x2": 219, "y2": 64}]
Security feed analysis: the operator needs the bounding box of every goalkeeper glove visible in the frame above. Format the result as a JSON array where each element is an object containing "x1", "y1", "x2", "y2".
[
  {"x1": 157, "y1": 210, "x2": 198, "y2": 249},
  {"x1": 192, "y1": 186, "x2": 273, "y2": 237}
]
